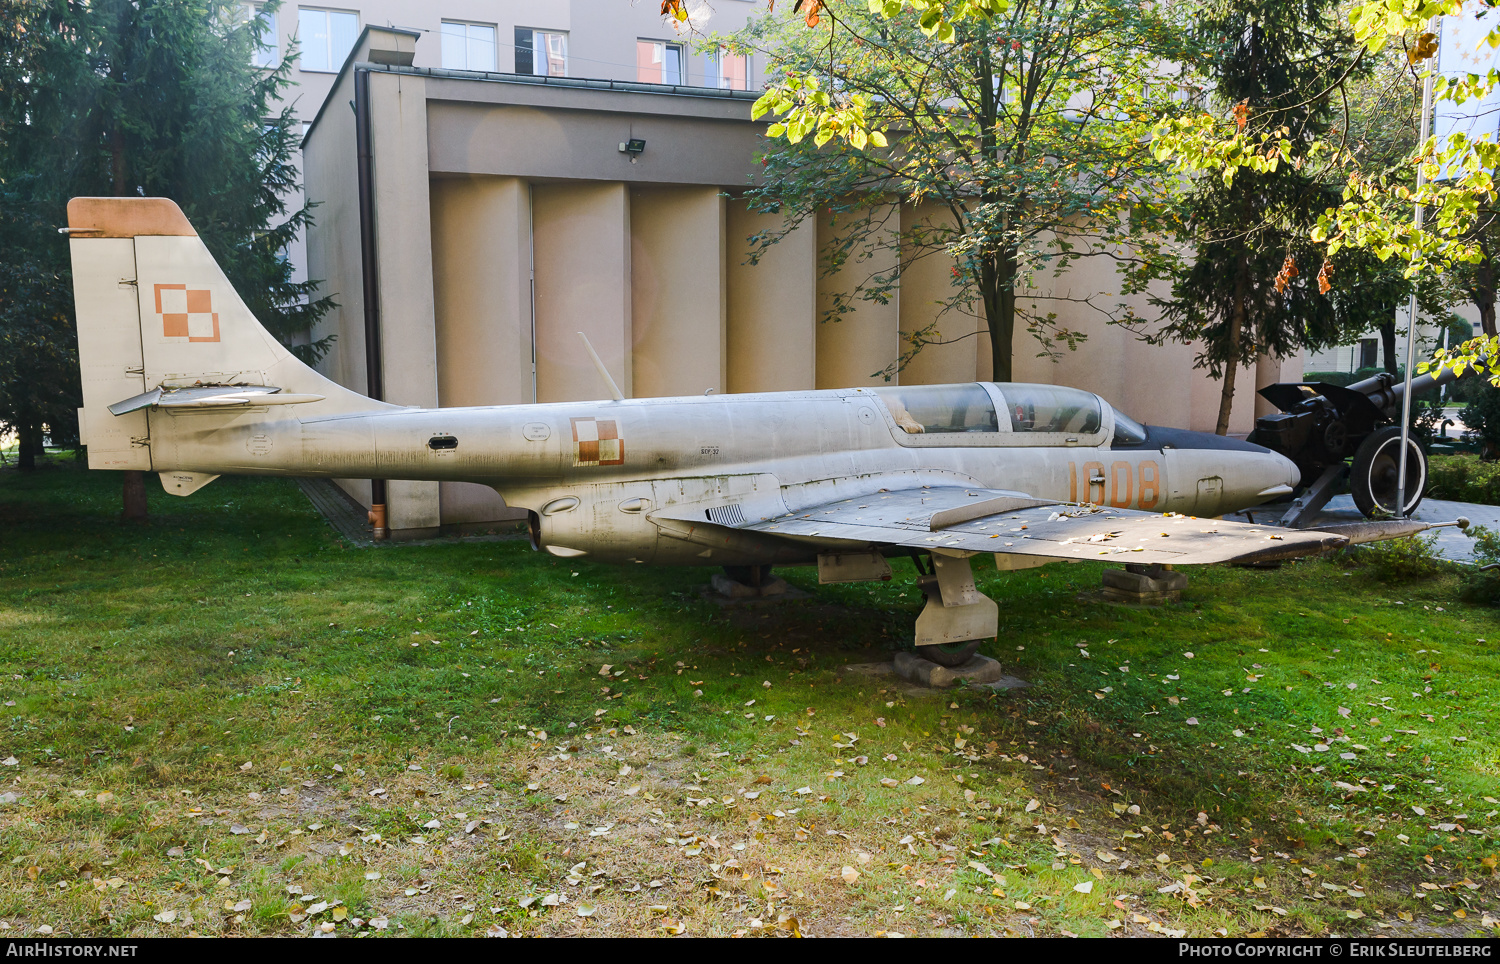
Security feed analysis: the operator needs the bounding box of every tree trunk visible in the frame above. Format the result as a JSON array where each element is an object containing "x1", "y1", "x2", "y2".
[
  {"x1": 983, "y1": 249, "x2": 1018, "y2": 382},
  {"x1": 18, "y1": 423, "x2": 42, "y2": 472},
  {"x1": 1476, "y1": 239, "x2": 1498, "y2": 338},
  {"x1": 1215, "y1": 263, "x2": 1248, "y2": 436},
  {"x1": 122, "y1": 471, "x2": 148, "y2": 520}
]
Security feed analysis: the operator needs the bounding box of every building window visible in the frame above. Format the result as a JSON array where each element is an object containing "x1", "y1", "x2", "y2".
[
  {"x1": 244, "y1": 3, "x2": 279, "y2": 67},
  {"x1": 297, "y1": 7, "x2": 358, "y2": 73},
  {"x1": 515, "y1": 28, "x2": 567, "y2": 76},
  {"x1": 706, "y1": 48, "x2": 747, "y2": 89},
  {"x1": 1358, "y1": 338, "x2": 1379, "y2": 370},
  {"x1": 441, "y1": 21, "x2": 497, "y2": 71},
  {"x1": 636, "y1": 40, "x2": 683, "y2": 85}
]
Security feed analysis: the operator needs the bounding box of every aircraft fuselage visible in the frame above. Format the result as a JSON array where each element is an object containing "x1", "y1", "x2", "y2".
[{"x1": 149, "y1": 386, "x2": 1298, "y2": 566}]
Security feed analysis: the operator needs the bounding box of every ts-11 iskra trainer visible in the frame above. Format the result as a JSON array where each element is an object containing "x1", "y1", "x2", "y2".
[{"x1": 65, "y1": 197, "x2": 1461, "y2": 666}]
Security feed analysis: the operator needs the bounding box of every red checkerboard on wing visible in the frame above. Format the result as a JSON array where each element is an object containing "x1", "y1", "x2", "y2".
[{"x1": 155, "y1": 283, "x2": 220, "y2": 343}]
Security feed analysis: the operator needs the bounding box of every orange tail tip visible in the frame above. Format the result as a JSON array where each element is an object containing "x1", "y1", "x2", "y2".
[{"x1": 64, "y1": 197, "x2": 196, "y2": 238}]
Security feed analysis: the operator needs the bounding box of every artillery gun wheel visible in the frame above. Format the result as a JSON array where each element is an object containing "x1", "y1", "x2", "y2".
[
  {"x1": 918, "y1": 640, "x2": 982, "y2": 667},
  {"x1": 1350, "y1": 426, "x2": 1427, "y2": 519}
]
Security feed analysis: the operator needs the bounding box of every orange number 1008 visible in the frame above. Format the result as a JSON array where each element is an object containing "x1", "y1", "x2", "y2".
[{"x1": 1069, "y1": 460, "x2": 1161, "y2": 510}]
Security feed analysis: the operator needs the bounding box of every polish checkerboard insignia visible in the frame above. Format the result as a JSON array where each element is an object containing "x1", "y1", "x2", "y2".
[
  {"x1": 155, "y1": 283, "x2": 220, "y2": 343},
  {"x1": 571, "y1": 416, "x2": 624, "y2": 467}
]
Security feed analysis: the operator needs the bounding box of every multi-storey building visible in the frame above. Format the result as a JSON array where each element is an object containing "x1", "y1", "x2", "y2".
[
  {"x1": 292, "y1": 22, "x2": 1303, "y2": 540},
  {"x1": 247, "y1": 0, "x2": 765, "y2": 279}
]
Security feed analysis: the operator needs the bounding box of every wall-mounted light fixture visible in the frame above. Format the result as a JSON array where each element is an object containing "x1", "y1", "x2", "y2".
[{"x1": 618, "y1": 138, "x2": 646, "y2": 156}]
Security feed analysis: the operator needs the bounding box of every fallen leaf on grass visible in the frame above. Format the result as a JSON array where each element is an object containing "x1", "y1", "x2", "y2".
[
  {"x1": 841, "y1": 867, "x2": 860, "y2": 884},
  {"x1": 153, "y1": 910, "x2": 176, "y2": 924}
]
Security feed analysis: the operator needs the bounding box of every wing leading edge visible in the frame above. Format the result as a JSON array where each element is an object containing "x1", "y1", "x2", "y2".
[{"x1": 745, "y1": 486, "x2": 1348, "y2": 566}]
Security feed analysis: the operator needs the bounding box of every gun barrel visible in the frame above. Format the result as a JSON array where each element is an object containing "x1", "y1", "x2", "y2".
[{"x1": 1346, "y1": 366, "x2": 1461, "y2": 414}]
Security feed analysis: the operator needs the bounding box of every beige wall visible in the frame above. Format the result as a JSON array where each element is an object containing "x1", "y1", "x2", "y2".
[
  {"x1": 431, "y1": 175, "x2": 535, "y2": 523},
  {"x1": 630, "y1": 186, "x2": 727, "y2": 397},
  {"x1": 532, "y1": 182, "x2": 633, "y2": 402},
  {"x1": 898, "y1": 203, "x2": 979, "y2": 386},
  {"x1": 431, "y1": 176, "x2": 534, "y2": 408},
  {"x1": 426, "y1": 95, "x2": 765, "y2": 187},
  {"x1": 725, "y1": 200, "x2": 817, "y2": 393},
  {"x1": 367, "y1": 69, "x2": 442, "y2": 531},
  {"x1": 815, "y1": 205, "x2": 901, "y2": 388}
]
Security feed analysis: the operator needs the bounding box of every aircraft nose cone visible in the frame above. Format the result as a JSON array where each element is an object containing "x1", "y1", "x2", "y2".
[{"x1": 1141, "y1": 425, "x2": 1298, "y2": 512}]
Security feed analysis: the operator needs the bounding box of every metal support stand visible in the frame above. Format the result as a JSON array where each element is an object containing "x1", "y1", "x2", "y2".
[
  {"x1": 1278, "y1": 463, "x2": 1348, "y2": 529},
  {"x1": 914, "y1": 553, "x2": 998, "y2": 647}
]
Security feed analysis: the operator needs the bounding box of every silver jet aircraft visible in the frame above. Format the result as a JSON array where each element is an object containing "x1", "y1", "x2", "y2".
[{"x1": 66, "y1": 198, "x2": 1431, "y2": 666}]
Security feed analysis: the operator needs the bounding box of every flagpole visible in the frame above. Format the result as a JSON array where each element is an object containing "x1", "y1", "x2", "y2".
[{"x1": 1396, "y1": 24, "x2": 1439, "y2": 520}]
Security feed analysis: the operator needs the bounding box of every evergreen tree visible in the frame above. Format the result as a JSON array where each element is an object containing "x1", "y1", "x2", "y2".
[
  {"x1": 1134, "y1": 0, "x2": 1366, "y2": 434},
  {"x1": 0, "y1": 0, "x2": 332, "y2": 494}
]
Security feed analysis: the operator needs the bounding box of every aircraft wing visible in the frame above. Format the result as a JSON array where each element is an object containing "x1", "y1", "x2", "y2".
[{"x1": 744, "y1": 486, "x2": 1348, "y2": 566}]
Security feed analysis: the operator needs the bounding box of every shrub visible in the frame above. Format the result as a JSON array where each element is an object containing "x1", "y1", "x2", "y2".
[
  {"x1": 1461, "y1": 380, "x2": 1500, "y2": 455},
  {"x1": 1345, "y1": 534, "x2": 1450, "y2": 583},
  {"x1": 1460, "y1": 525, "x2": 1500, "y2": 605},
  {"x1": 1428, "y1": 455, "x2": 1500, "y2": 505}
]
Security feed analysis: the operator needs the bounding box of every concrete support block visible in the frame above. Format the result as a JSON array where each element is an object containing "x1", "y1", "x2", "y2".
[
  {"x1": 1100, "y1": 564, "x2": 1188, "y2": 604},
  {"x1": 894, "y1": 651, "x2": 1006, "y2": 689},
  {"x1": 710, "y1": 573, "x2": 789, "y2": 599}
]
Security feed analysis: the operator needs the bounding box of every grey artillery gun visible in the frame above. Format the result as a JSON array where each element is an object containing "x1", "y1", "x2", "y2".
[{"x1": 1249, "y1": 367, "x2": 1463, "y2": 526}]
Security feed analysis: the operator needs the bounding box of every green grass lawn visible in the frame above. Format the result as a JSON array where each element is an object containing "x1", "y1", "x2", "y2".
[{"x1": 1, "y1": 456, "x2": 1497, "y2": 937}]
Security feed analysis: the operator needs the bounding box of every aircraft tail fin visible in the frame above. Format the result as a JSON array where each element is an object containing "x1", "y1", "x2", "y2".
[{"x1": 66, "y1": 197, "x2": 384, "y2": 472}]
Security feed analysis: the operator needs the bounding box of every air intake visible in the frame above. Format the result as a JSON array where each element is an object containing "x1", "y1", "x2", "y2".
[{"x1": 706, "y1": 504, "x2": 747, "y2": 526}]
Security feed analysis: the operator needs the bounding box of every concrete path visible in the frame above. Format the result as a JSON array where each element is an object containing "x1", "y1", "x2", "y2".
[{"x1": 1230, "y1": 494, "x2": 1500, "y2": 563}]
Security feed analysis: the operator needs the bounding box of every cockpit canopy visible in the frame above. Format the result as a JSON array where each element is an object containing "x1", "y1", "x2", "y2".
[{"x1": 872, "y1": 382, "x2": 1108, "y2": 438}]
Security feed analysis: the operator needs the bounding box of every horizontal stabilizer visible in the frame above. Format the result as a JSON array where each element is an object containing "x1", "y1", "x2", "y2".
[{"x1": 108, "y1": 386, "x2": 325, "y2": 415}]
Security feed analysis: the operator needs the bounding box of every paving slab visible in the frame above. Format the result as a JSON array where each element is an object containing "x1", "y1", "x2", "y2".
[{"x1": 1230, "y1": 495, "x2": 1499, "y2": 564}]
